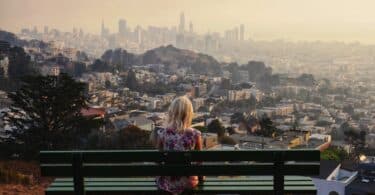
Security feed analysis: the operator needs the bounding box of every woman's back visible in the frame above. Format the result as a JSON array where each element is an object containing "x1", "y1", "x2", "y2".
[
  {"x1": 156, "y1": 127, "x2": 202, "y2": 194},
  {"x1": 158, "y1": 127, "x2": 201, "y2": 151},
  {"x1": 154, "y1": 96, "x2": 202, "y2": 194}
]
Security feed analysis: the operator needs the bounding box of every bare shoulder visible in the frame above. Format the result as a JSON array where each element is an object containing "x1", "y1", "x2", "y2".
[{"x1": 188, "y1": 127, "x2": 201, "y2": 136}]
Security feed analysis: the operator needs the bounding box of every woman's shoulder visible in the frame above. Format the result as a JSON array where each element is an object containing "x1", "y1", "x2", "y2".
[
  {"x1": 186, "y1": 127, "x2": 201, "y2": 137},
  {"x1": 158, "y1": 127, "x2": 177, "y2": 136}
]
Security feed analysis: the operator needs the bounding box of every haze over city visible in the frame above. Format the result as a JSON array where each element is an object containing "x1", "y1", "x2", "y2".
[
  {"x1": 1, "y1": 1, "x2": 375, "y2": 194},
  {"x1": 2, "y1": 0, "x2": 375, "y2": 43}
]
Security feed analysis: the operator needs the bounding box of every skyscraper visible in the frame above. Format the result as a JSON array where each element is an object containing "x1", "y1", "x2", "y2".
[
  {"x1": 135, "y1": 25, "x2": 142, "y2": 44},
  {"x1": 179, "y1": 12, "x2": 185, "y2": 34},
  {"x1": 33, "y1": 26, "x2": 38, "y2": 34},
  {"x1": 73, "y1": 27, "x2": 78, "y2": 35},
  {"x1": 189, "y1": 21, "x2": 193, "y2": 34},
  {"x1": 119, "y1": 19, "x2": 127, "y2": 36},
  {"x1": 234, "y1": 27, "x2": 239, "y2": 41},
  {"x1": 240, "y1": 24, "x2": 245, "y2": 41},
  {"x1": 101, "y1": 20, "x2": 105, "y2": 37},
  {"x1": 79, "y1": 28, "x2": 84, "y2": 37},
  {"x1": 44, "y1": 26, "x2": 49, "y2": 34},
  {"x1": 101, "y1": 20, "x2": 109, "y2": 38}
]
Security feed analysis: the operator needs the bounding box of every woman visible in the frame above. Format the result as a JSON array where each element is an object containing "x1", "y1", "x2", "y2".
[{"x1": 154, "y1": 96, "x2": 203, "y2": 194}]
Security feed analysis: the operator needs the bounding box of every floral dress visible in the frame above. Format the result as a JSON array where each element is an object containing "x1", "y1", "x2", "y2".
[{"x1": 156, "y1": 127, "x2": 202, "y2": 194}]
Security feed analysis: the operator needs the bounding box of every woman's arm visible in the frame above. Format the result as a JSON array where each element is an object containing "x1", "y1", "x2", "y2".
[
  {"x1": 153, "y1": 128, "x2": 164, "y2": 151},
  {"x1": 195, "y1": 132, "x2": 205, "y2": 183},
  {"x1": 156, "y1": 136, "x2": 163, "y2": 151},
  {"x1": 195, "y1": 135, "x2": 203, "y2": 151},
  {"x1": 149, "y1": 128, "x2": 158, "y2": 147}
]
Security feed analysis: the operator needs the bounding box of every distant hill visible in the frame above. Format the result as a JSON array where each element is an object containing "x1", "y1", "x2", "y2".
[
  {"x1": 0, "y1": 30, "x2": 27, "y2": 46},
  {"x1": 99, "y1": 45, "x2": 222, "y2": 75},
  {"x1": 140, "y1": 45, "x2": 221, "y2": 74},
  {"x1": 0, "y1": 30, "x2": 47, "y2": 49}
]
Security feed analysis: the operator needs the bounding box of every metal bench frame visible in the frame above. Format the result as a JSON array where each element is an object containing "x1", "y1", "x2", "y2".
[{"x1": 40, "y1": 149, "x2": 320, "y2": 195}]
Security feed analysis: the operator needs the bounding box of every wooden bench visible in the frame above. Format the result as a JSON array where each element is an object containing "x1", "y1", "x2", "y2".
[{"x1": 40, "y1": 149, "x2": 320, "y2": 195}]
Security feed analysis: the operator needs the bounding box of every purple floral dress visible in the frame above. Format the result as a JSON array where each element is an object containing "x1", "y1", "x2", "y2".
[{"x1": 156, "y1": 127, "x2": 201, "y2": 194}]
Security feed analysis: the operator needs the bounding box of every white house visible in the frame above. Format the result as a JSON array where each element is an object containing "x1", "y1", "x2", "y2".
[{"x1": 312, "y1": 161, "x2": 358, "y2": 195}]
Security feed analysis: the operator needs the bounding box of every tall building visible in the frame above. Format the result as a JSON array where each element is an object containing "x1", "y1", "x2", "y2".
[
  {"x1": 240, "y1": 24, "x2": 245, "y2": 41},
  {"x1": 33, "y1": 26, "x2": 38, "y2": 34},
  {"x1": 44, "y1": 26, "x2": 49, "y2": 34},
  {"x1": 179, "y1": 12, "x2": 185, "y2": 34},
  {"x1": 79, "y1": 28, "x2": 84, "y2": 37},
  {"x1": 189, "y1": 21, "x2": 193, "y2": 34},
  {"x1": 73, "y1": 27, "x2": 78, "y2": 35},
  {"x1": 135, "y1": 25, "x2": 142, "y2": 44},
  {"x1": 101, "y1": 20, "x2": 109, "y2": 38},
  {"x1": 101, "y1": 20, "x2": 105, "y2": 37},
  {"x1": 234, "y1": 27, "x2": 239, "y2": 41},
  {"x1": 118, "y1": 19, "x2": 127, "y2": 36}
]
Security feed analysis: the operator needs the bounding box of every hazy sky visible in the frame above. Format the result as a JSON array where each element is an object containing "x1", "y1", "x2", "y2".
[{"x1": 2, "y1": 0, "x2": 375, "y2": 43}]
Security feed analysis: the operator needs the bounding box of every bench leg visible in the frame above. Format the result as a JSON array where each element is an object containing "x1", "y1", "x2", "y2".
[{"x1": 73, "y1": 153, "x2": 85, "y2": 195}]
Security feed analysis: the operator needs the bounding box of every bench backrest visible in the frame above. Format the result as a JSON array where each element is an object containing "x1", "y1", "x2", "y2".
[{"x1": 40, "y1": 149, "x2": 320, "y2": 195}]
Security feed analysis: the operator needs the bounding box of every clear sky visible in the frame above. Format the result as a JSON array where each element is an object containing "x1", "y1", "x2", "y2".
[{"x1": 1, "y1": 0, "x2": 375, "y2": 43}]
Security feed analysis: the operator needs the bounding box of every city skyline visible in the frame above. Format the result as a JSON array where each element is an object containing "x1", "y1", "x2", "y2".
[{"x1": 2, "y1": 0, "x2": 375, "y2": 44}]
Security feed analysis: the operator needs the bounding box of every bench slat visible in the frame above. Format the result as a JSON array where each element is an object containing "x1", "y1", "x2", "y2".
[
  {"x1": 53, "y1": 175, "x2": 313, "y2": 182},
  {"x1": 46, "y1": 185, "x2": 316, "y2": 195},
  {"x1": 41, "y1": 163, "x2": 319, "y2": 177},
  {"x1": 49, "y1": 181, "x2": 315, "y2": 187},
  {"x1": 40, "y1": 149, "x2": 320, "y2": 164}
]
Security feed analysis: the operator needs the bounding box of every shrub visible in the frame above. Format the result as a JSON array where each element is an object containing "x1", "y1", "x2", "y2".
[
  {"x1": 194, "y1": 125, "x2": 208, "y2": 133},
  {"x1": 321, "y1": 147, "x2": 349, "y2": 162},
  {"x1": 219, "y1": 136, "x2": 238, "y2": 145},
  {"x1": 0, "y1": 163, "x2": 32, "y2": 185}
]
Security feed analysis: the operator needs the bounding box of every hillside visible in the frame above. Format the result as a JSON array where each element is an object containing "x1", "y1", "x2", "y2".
[
  {"x1": 99, "y1": 45, "x2": 222, "y2": 75},
  {"x1": 0, "y1": 30, "x2": 26, "y2": 46},
  {"x1": 141, "y1": 45, "x2": 221, "y2": 74},
  {"x1": 0, "y1": 30, "x2": 47, "y2": 48}
]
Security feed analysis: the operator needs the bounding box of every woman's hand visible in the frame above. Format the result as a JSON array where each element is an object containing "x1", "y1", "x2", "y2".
[{"x1": 198, "y1": 176, "x2": 206, "y2": 184}]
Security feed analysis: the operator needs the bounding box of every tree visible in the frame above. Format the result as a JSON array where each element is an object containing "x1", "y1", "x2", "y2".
[
  {"x1": 219, "y1": 136, "x2": 237, "y2": 145},
  {"x1": 341, "y1": 122, "x2": 367, "y2": 160},
  {"x1": 4, "y1": 73, "x2": 102, "y2": 158},
  {"x1": 296, "y1": 74, "x2": 315, "y2": 86},
  {"x1": 291, "y1": 105, "x2": 300, "y2": 130},
  {"x1": 73, "y1": 61, "x2": 87, "y2": 77},
  {"x1": 248, "y1": 95, "x2": 257, "y2": 109},
  {"x1": 257, "y1": 114, "x2": 278, "y2": 137},
  {"x1": 7, "y1": 46, "x2": 35, "y2": 79},
  {"x1": 343, "y1": 104, "x2": 354, "y2": 115},
  {"x1": 321, "y1": 147, "x2": 349, "y2": 161},
  {"x1": 105, "y1": 79, "x2": 111, "y2": 89},
  {"x1": 197, "y1": 106, "x2": 209, "y2": 113},
  {"x1": 101, "y1": 48, "x2": 136, "y2": 71},
  {"x1": 207, "y1": 119, "x2": 225, "y2": 137},
  {"x1": 226, "y1": 63, "x2": 241, "y2": 83},
  {"x1": 230, "y1": 112, "x2": 245, "y2": 124},
  {"x1": 292, "y1": 118, "x2": 298, "y2": 131},
  {"x1": 226, "y1": 127, "x2": 236, "y2": 135},
  {"x1": 118, "y1": 125, "x2": 152, "y2": 148},
  {"x1": 318, "y1": 78, "x2": 331, "y2": 95},
  {"x1": 91, "y1": 59, "x2": 112, "y2": 72},
  {"x1": 330, "y1": 127, "x2": 344, "y2": 140},
  {"x1": 258, "y1": 96, "x2": 276, "y2": 107},
  {"x1": 126, "y1": 69, "x2": 138, "y2": 90},
  {"x1": 194, "y1": 125, "x2": 208, "y2": 133},
  {"x1": 340, "y1": 122, "x2": 352, "y2": 132},
  {"x1": 76, "y1": 51, "x2": 89, "y2": 62}
]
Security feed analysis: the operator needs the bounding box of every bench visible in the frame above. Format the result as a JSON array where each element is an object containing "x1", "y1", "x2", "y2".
[{"x1": 40, "y1": 149, "x2": 320, "y2": 195}]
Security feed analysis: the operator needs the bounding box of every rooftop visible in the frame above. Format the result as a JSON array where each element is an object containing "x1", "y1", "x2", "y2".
[{"x1": 326, "y1": 164, "x2": 358, "y2": 185}]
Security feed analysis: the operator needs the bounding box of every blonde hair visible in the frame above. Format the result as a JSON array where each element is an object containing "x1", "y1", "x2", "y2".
[{"x1": 167, "y1": 96, "x2": 194, "y2": 132}]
